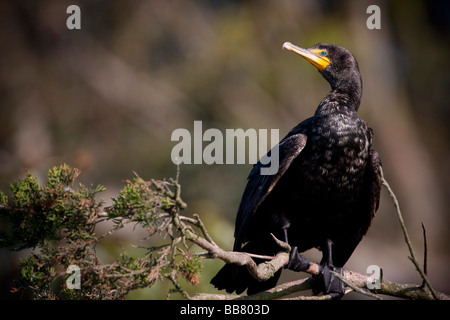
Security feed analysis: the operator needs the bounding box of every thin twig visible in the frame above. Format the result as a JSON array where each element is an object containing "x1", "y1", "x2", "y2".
[
  {"x1": 421, "y1": 223, "x2": 428, "y2": 288},
  {"x1": 167, "y1": 272, "x2": 191, "y2": 299},
  {"x1": 246, "y1": 253, "x2": 277, "y2": 260},
  {"x1": 193, "y1": 213, "x2": 217, "y2": 246},
  {"x1": 331, "y1": 271, "x2": 382, "y2": 300},
  {"x1": 381, "y1": 171, "x2": 439, "y2": 299}
]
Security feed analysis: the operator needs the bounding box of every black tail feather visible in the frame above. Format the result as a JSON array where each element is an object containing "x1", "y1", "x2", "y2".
[
  {"x1": 211, "y1": 232, "x2": 284, "y2": 295},
  {"x1": 210, "y1": 262, "x2": 282, "y2": 295}
]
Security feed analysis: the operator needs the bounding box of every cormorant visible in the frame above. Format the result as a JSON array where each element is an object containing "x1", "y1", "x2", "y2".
[{"x1": 210, "y1": 42, "x2": 382, "y2": 299}]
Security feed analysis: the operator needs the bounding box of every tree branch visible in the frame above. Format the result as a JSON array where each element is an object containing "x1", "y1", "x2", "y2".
[
  {"x1": 181, "y1": 216, "x2": 448, "y2": 300},
  {"x1": 4, "y1": 165, "x2": 447, "y2": 300},
  {"x1": 185, "y1": 227, "x2": 290, "y2": 282},
  {"x1": 174, "y1": 174, "x2": 449, "y2": 300},
  {"x1": 380, "y1": 169, "x2": 439, "y2": 299}
]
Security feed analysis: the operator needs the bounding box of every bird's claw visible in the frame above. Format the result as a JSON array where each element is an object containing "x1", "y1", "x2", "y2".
[
  {"x1": 284, "y1": 246, "x2": 310, "y2": 272},
  {"x1": 314, "y1": 265, "x2": 345, "y2": 300}
]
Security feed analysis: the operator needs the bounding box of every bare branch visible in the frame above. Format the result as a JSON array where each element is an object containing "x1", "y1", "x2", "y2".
[
  {"x1": 331, "y1": 271, "x2": 382, "y2": 300},
  {"x1": 171, "y1": 173, "x2": 448, "y2": 300},
  {"x1": 421, "y1": 223, "x2": 428, "y2": 288},
  {"x1": 186, "y1": 228, "x2": 290, "y2": 282},
  {"x1": 10, "y1": 165, "x2": 447, "y2": 300},
  {"x1": 381, "y1": 169, "x2": 439, "y2": 299}
]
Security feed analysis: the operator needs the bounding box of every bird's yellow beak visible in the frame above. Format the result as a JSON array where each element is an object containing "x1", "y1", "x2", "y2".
[{"x1": 283, "y1": 42, "x2": 331, "y2": 71}]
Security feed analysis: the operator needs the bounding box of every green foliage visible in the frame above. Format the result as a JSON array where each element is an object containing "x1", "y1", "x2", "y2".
[
  {"x1": 178, "y1": 253, "x2": 203, "y2": 286},
  {"x1": 0, "y1": 164, "x2": 104, "y2": 249},
  {"x1": 0, "y1": 191, "x2": 7, "y2": 206},
  {"x1": 0, "y1": 164, "x2": 203, "y2": 300},
  {"x1": 108, "y1": 177, "x2": 162, "y2": 228}
]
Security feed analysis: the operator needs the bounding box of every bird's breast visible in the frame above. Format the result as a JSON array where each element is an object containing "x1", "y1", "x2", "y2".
[{"x1": 297, "y1": 114, "x2": 370, "y2": 200}]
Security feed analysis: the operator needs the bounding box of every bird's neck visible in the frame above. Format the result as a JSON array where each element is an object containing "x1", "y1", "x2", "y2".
[
  {"x1": 315, "y1": 83, "x2": 362, "y2": 117},
  {"x1": 331, "y1": 73, "x2": 362, "y2": 111},
  {"x1": 319, "y1": 70, "x2": 362, "y2": 113}
]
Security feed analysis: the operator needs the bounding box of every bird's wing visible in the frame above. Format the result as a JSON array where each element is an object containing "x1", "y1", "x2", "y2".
[
  {"x1": 366, "y1": 149, "x2": 382, "y2": 219},
  {"x1": 325, "y1": 148, "x2": 382, "y2": 267},
  {"x1": 233, "y1": 132, "x2": 308, "y2": 251}
]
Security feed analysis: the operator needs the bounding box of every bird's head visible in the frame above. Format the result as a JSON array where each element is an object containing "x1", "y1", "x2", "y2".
[{"x1": 282, "y1": 42, "x2": 361, "y2": 91}]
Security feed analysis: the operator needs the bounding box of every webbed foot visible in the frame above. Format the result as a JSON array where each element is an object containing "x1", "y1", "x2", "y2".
[
  {"x1": 284, "y1": 246, "x2": 310, "y2": 272},
  {"x1": 317, "y1": 264, "x2": 345, "y2": 300}
]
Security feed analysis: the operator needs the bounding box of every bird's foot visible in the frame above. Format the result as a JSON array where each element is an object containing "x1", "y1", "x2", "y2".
[
  {"x1": 284, "y1": 246, "x2": 310, "y2": 272},
  {"x1": 313, "y1": 265, "x2": 345, "y2": 300}
]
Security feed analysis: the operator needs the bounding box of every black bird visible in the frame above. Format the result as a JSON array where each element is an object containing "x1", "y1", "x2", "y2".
[{"x1": 210, "y1": 42, "x2": 382, "y2": 299}]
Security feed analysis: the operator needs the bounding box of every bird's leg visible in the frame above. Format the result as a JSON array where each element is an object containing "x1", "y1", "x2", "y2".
[
  {"x1": 315, "y1": 239, "x2": 345, "y2": 299},
  {"x1": 282, "y1": 227, "x2": 310, "y2": 272},
  {"x1": 282, "y1": 226, "x2": 289, "y2": 243}
]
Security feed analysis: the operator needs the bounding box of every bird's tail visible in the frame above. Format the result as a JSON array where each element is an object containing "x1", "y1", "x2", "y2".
[
  {"x1": 210, "y1": 263, "x2": 281, "y2": 295},
  {"x1": 210, "y1": 236, "x2": 283, "y2": 295}
]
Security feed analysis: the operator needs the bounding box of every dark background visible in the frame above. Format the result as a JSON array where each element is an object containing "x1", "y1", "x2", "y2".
[{"x1": 0, "y1": 0, "x2": 449, "y2": 299}]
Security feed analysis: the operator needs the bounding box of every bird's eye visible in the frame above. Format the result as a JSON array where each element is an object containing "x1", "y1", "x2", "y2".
[{"x1": 320, "y1": 51, "x2": 327, "y2": 56}]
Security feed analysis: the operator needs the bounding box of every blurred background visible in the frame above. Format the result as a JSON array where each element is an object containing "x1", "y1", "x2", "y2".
[{"x1": 0, "y1": 0, "x2": 449, "y2": 299}]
